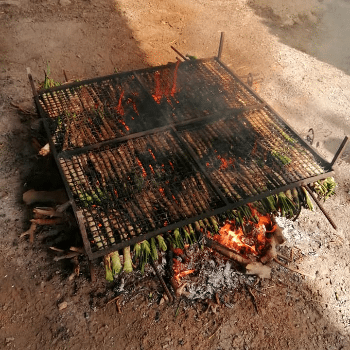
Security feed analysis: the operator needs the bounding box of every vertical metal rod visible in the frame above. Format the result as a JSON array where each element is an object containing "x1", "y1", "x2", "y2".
[
  {"x1": 150, "y1": 260, "x2": 173, "y2": 303},
  {"x1": 217, "y1": 32, "x2": 225, "y2": 60},
  {"x1": 27, "y1": 67, "x2": 38, "y2": 97},
  {"x1": 330, "y1": 136, "x2": 349, "y2": 167},
  {"x1": 303, "y1": 185, "x2": 337, "y2": 230}
]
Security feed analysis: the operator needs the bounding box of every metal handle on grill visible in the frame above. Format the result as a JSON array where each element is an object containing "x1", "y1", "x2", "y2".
[
  {"x1": 330, "y1": 136, "x2": 349, "y2": 167},
  {"x1": 217, "y1": 32, "x2": 225, "y2": 60}
]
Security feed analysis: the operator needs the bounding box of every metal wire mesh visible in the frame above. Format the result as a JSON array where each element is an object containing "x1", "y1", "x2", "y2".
[
  {"x1": 178, "y1": 107, "x2": 329, "y2": 203},
  {"x1": 38, "y1": 59, "x2": 261, "y2": 154},
  {"x1": 35, "y1": 57, "x2": 333, "y2": 258},
  {"x1": 39, "y1": 73, "x2": 163, "y2": 152},
  {"x1": 59, "y1": 131, "x2": 224, "y2": 252}
]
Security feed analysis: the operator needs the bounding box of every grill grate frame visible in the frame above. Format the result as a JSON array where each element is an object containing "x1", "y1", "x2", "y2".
[{"x1": 33, "y1": 57, "x2": 334, "y2": 259}]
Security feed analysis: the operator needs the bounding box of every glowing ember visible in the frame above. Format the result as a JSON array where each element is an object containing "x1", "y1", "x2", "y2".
[
  {"x1": 148, "y1": 148, "x2": 156, "y2": 160},
  {"x1": 116, "y1": 90, "x2": 125, "y2": 115},
  {"x1": 152, "y1": 62, "x2": 181, "y2": 104},
  {"x1": 217, "y1": 155, "x2": 235, "y2": 170},
  {"x1": 118, "y1": 119, "x2": 129, "y2": 131},
  {"x1": 170, "y1": 60, "x2": 180, "y2": 97},
  {"x1": 211, "y1": 207, "x2": 273, "y2": 258},
  {"x1": 173, "y1": 258, "x2": 195, "y2": 282},
  {"x1": 136, "y1": 158, "x2": 147, "y2": 178},
  {"x1": 149, "y1": 164, "x2": 155, "y2": 175},
  {"x1": 152, "y1": 71, "x2": 162, "y2": 104}
]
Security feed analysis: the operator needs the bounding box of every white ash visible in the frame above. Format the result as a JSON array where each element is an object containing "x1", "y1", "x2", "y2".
[
  {"x1": 185, "y1": 260, "x2": 242, "y2": 300},
  {"x1": 275, "y1": 216, "x2": 325, "y2": 256},
  {"x1": 181, "y1": 247, "x2": 256, "y2": 301},
  {"x1": 114, "y1": 254, "x2": 167, "y2": 295}
]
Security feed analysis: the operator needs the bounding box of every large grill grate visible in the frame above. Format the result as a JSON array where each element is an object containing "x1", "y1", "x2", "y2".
[{"x1": 33, "y1": 57, "x2": 334, "y2": 259}]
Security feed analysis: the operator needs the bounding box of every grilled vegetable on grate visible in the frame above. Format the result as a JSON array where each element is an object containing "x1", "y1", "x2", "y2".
[
  {"x1": 123, "y1": 246, "x2": 133, "y2": 273},
  {"x1": 104, "y1": 254, "x2": 113, "y2": 282},
  {"x1": 301, "y1": 187, "x2": 314, "y2": 211},
  {"x1": 156, "y1": 235, "x2": 167, "y2": 251},
  {"x1": 111, "y1": 251, "x2": 122, "y2": 275},
  {"x1": 140, "y1": 240, "x2": 151, "y2": 274},
  {"x1": 150, "y1": 237, "x2": 158, "y2": 261},
  {"x1": 311, "y1": 177, "x2": 337, "y2": 201}
]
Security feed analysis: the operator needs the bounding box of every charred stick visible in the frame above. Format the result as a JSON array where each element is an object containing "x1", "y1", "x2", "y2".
[
  {"x1": 150, "y1": 260, "x2": 173, "y2": 303},
  {"x1": 205, "y1": 238, "x2": 251, "y2": 265}
]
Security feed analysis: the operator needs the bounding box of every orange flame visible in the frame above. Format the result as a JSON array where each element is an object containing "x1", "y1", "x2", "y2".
[
  {"x1": 152, "y1": 62, "x2": 181, "y2": 104},
  {"x1": 148, "y1": 149, "x2": 156, "y2": 160},
  {"x1": 152, "y1": 71, "x2": 162, "y2": 104},
  {"x1": 170, "y1": 60, "x2": 180, "y2": 97},
  {"x1": 116, "y1": 90, "x2": 125, "y2": 115},
  {"x1": 136, "y1": 158, "x2": 147, "y2": 178},
  {"x1": 173, "y1": 258, "x2": 195, "y2": 282},
  {"x1": 211, "y1": 207, "x2": 272, "y2": 257}
]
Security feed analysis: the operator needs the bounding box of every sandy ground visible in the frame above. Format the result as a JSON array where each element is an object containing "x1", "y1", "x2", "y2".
[{"x1": 1, "y1": 0, "x2": 350, "y2": 349}]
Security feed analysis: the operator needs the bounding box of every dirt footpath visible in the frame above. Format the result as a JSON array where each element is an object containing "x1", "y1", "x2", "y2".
[{"x1": 1, "y1": 0, "x2": 350, "y2": 349}]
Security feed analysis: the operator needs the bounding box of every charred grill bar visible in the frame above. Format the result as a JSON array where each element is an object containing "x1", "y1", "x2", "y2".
[{"x1": 28, "y1": 46, "x2": 341, "y2": 261}]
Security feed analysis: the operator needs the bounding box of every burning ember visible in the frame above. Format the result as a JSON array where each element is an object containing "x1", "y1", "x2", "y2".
[
  {"x1": 171, "y1": 208, "x2": 285, "y2": 297},
  {"x1": 211, "y1": 206, "x2": 276, "y2": 259},
  {"x1": 152, "y1": 60, "x2": 180, "y2": 104}
]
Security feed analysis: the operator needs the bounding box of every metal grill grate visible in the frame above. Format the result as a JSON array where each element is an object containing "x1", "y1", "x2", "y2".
[
  {"x1": 178, "y1": 108, "x2": 328, "y2": 204},
  {"x1": 59, "y1": 131, "x2": 224, "y2": 253},
  {"x1": 38, "y1": 59, "x2": 262, "y2": 154},
  {"x1": 33, "y1": 57, "x2": 334, "y2": 259}
]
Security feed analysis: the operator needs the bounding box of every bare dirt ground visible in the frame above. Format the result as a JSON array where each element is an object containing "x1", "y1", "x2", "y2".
[{"x1": 1, "y1": 0, "x2": 350, "y2": 349}]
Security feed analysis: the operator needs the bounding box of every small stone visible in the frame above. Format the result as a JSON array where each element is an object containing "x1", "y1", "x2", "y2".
[
  {"x1": 58, "y1": 301, "x2": 68, "y2": 310},
  {"x1": 5, "y1": 338, "x2": 14, "y2": 343},
  {"x1": 59, "y1": 0, "x2": 71, "y2": 6}
]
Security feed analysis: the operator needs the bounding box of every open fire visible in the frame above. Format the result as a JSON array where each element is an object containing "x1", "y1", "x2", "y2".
[
  {"x1": 211, "y1": 205, "x2": 275, "y2": 258},
  {"x1": 170, "y1": 206, "x2": 286, "y2": 297},
  {"x1": 25, "y1": 33, "x2": 346, "y2": 306}
]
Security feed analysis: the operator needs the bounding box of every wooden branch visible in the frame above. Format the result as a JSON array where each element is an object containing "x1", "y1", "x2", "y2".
[{"x1": 205, "y1": 238, "x2": 251, "y2": 265}]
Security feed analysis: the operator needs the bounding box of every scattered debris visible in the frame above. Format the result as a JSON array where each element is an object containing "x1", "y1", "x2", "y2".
[
  {"x1": 23, "y1": 189, "x2": 68, "y2": 205},
  {"x1": 58, "y1": 301, "x2": 68, "y2": 311}
]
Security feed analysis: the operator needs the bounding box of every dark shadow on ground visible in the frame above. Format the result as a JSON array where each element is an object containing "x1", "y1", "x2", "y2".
[{"x1": 247, "y1": 0, "x2": 350, "y2": 76}]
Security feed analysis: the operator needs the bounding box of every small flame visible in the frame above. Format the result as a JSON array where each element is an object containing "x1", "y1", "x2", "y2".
[
  {"x1": 170, "y1": 60, "x2": 180, "y2": 97},
  {"x1": 152, "y1": 71, "x2": 162, "y2": 104},
  {"x1": 118, "y1": 119, "x2": 129, "y2": 131},
  {"x1": 173, "y1": 258, "x2": 195, "y2": 282},
  {"x1": 149, "y1": 164, "x2": 155, "y2": 175},
  {"x1": 152, "y1": 62, "x2": 181, "y2": 104},
  {"x1": 136, "y1": 158, "x2": 147, "y2": 178},
  {"x1": 116, "y1": 90, "x2": 125, "y2": 115},
  {"x1": 148, "y1": 149, "x2": 156, "y2": 160},
  {"x1": 211, "y1": 207, "x2": 272, "y2": 257}
]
